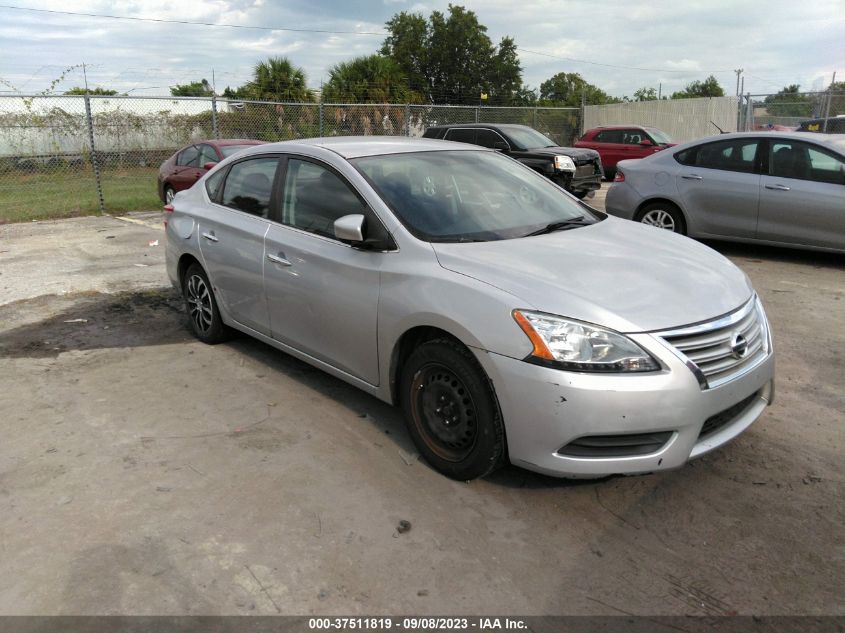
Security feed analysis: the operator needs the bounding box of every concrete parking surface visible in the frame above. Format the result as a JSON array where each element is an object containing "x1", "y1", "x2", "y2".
[{"x1": 0, "y1": 198, "x2": 843, "y2": 615}]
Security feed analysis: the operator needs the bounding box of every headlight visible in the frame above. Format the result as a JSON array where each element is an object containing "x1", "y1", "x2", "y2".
[
  {"x1": 513, "y1": 310, "x2": 660, "y2": 372},
  {"x1": 553, "y1": 155, "x2": 576, "y2": 172}
]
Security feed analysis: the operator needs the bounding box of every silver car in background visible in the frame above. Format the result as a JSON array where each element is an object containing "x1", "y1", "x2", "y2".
[
  {"x1": 605, "y1": 132, "x2": 845, "y2": 253},
  {"x1": 165, "y1": 137, "x2": 774, "y2": 480}
]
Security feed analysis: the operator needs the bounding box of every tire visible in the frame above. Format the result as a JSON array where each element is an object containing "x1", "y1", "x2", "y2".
[
  {"x1": 572, "y1": 190, "x2": 590, "y2": 200},
  {"x1": 182, "y1": 263, "x2": 230, "y2": 344},
  {"x1": 604, "y1": 168, "x2": 615, "y2": 181},
  {"x1": 636, "y1": 202, "x2": 686, "y2": 234},
  {"x1": 164, "y1": 185, "x2": 176, "y2": 204},
  {"x1": 399, "y1": 339, "x2": 505, "y2": 480}
]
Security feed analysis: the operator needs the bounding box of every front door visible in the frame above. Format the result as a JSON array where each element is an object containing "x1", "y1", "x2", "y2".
[
  {"x1": 263, "y1": 157, "x2": 384, "y2": 385},
  {"x1": 757, "y1": 139, "x2": 845, "y2": 250}
]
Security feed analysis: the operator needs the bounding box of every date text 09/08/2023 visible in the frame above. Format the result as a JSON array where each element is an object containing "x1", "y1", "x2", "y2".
[{"x1": 308, "y1": 617, "x2": 528, "y2": 630}]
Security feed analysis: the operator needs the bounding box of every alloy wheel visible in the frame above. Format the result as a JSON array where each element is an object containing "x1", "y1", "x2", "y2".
[
  {"x1": 641, "y1": 208, "x2": 676, "y2": 231},
  {"x1": 185, "y1": 274, "x2": 213, "y2": 334}
]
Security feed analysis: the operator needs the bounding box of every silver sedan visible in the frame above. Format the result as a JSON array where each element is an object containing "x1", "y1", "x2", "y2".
[
  {"x1": 605, "y1": 132, "x2": 845, "y2": 253},
  {"x1": 165, "y1": 137, "x2": 774, "y2": 480}
]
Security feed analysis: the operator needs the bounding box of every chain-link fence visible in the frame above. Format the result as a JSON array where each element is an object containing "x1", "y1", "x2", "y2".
[
  {"x1": 739, "y1": 91, "x2": 845, "y2": 132},
  {"x1": 0, "y1": 95, "x2": 580, "y2": 223}
]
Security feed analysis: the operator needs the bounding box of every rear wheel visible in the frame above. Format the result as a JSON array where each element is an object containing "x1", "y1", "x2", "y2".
[
  {"x1": 400, "y1": 339, "x2": 505, "y2": 480},
  {"x1": 182, "y1": 263, "x2": 230, "y2": 344},
  {"x1": 636, "y1": 202, "x2": 686, "y2": 234}
]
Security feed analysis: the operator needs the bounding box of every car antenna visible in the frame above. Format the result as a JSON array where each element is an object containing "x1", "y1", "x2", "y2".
[{"x1": 710, "y1": 121, "x2": 727, "y2": 134}]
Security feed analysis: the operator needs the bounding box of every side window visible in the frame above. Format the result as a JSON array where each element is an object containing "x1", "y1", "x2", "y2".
[
  {"x1": 594, "y1": 130, "x2": 623, "y2": 143},
  {"x1": 176, "y1": 145, "x2": 200, "y2": 167},
  {"x1": 445, "y1": 128, "x2": 477, "y2": 144},
  {"x1": 205, "y1": 168, "x2": 226, "y2": 201},
  {"x1": 771, "y1": 141, "x2": 845, "y2": 185},
  {"x1": 282, "y1": 159, "x2": 369, "y2": 239},
  {"x1": 221, "y1": 157, "x2": 278, "y2": 218},
  {"x1": 694, "y1": 139, "x2": 759, "y2": 173},
  {"x1": 674, "y1": 147, "x2": 698, "y2": 166},
  {"x1": 476, "y1": 129, "x2": 506, "y2": 149},
  {"x1": 198, "y1": 144, "x2": 219, "y2": 167},
  {"x1": 622, "y1": 130, "x2": 643, "y2": 145}
]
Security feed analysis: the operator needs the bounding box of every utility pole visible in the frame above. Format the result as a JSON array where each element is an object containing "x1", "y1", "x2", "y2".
[
  {"x1": 822, "y1": 72, "x2": 836, "y2": 133},
  {"x1": 734, "y1": 69, "x2": 743, "y2": 97}
]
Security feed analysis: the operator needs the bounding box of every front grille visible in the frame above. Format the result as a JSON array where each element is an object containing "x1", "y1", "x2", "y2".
[
  {"x1": 575, "y1": 160, "x2": 601, "y2": 177},
  {"x1": 657, "y1": 298, "x2": 769, "y2": 389},
  {"x1": 699, "y1": 391, "x2": 760, "y2": 438},
  {"x1": 558, "y1": 431, "x2": 673, "y2": 458}
]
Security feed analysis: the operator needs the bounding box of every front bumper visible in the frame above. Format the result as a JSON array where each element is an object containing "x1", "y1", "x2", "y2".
[{"x1": 474, "y1": 332, "x2": 774, "y2": 478}]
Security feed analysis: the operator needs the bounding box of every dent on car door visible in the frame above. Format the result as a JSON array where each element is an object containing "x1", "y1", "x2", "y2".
[
  {"x1": 263, "y1": 157, "x2": 384, "y2": 385},
  {"x1": 757, "y1": 140, "x2": 845, "y2": 250},
  {"x1": 674, "y1": 138, "x2": 762, "y2": 238},
  {"x1": 197, "y1": 156, "x2": 279, "y2": 335}
]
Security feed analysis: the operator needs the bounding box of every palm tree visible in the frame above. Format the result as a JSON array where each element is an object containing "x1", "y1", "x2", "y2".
[
  {"x1": 248, "y1": 57, "x2": 313, "y2": 102},
  {"x1": 323, "y1": 55, "x2": 421, "y2": 104}
]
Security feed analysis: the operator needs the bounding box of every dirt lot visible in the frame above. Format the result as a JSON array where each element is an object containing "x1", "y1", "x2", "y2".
[{"x1": 0, "y1": 201, "x2": 843, "y2": 616}]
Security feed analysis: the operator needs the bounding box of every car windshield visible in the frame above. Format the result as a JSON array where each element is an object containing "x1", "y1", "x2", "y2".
[
  {"x1": 219, "y1": 144, "x2": 256, "y2": 158},
  {"x1": 352, "y1": 150, "x2": 599, "y2": 243},
  {"x1": 646, "y1": 128, "x2": 673, "y2": 144},
  {"x1": 502, "y1": 127, "x2": 558, "y2": 150}
]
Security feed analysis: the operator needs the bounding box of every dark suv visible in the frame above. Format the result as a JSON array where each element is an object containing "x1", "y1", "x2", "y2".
[{"x1": 422, "y1": 123, "x2": 602, "y2": 198}]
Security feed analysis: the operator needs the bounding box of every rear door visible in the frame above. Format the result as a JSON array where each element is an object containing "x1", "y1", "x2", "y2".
[
  {"x1": 674, "y1": 137, "x2": 762, "y2": 238},
  {"x1": 757, "y1": 139, "x2": 845, "y2": 249},
  {"x1": 263, "y1": 157, "x2": 385, "y2": 385},
  {"x1": 197, "y1": 155, "x2": 280, "y2": 335}
]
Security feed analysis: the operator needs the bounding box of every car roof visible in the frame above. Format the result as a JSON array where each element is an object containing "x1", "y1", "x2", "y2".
[
  {"x1": 253, "y1": 136, "x2": 482, "y2": 159},
  {"x1": 212, "y1": 139, "x2": 266, "y2": 146},
  {"x1": 589, "y1": 125, "x2": 656, "y2": 131},
  {"x1": 690, "y1": 131, "x2": 844, "y2": 145},
  {"x1": 429, "y1": 123, "x2": 530, "y2": 131}
]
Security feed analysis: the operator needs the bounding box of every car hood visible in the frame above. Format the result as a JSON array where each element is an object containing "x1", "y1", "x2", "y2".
[
  {"x1": 515, "y1": 146, "x2": 600, "y2": 161},
  {"x1": 431, "y1": 217, "x2": 753, "y2": 333}
]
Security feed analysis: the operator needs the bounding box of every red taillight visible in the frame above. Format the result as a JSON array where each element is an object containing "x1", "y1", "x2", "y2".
[
  {"x1": 163, "y1": 204, "x2": 174, "y2": 226},
  {"x1": 613, "y1": 171, "x2": 625, "y2": 183}
]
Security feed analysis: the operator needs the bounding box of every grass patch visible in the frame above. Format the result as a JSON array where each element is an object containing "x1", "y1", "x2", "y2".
[{"x1": 0, "y1": 166, "x2": 162, "y2": 224}]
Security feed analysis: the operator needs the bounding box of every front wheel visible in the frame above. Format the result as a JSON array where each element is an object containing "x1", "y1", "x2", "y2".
[
  {"x1": 164, "y1": 185, "x2": 176, "y2": 204},
  {"x1": 572, "y1": 190, "x2": 590, "y2": 200},
  {"x1": 636, "y1": 202, "x2": 686, "y2": 234},
  {"x1": 400, "y1": 339, "x2": 505, "y2": 480}
]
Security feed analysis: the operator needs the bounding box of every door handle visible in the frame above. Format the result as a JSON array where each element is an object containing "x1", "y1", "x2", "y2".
[
  {"x1": 267, "y1": 253, "x2": 292, "y2": 266},
  {"x1": 682, "y1": 174, "x2": 703, "y2": 180},
  {"x1": 765, "y1": 184, "x2": 791, "y2": 191},
  {"x1": 201, "y1": 232, "x2": 218, "y2": 242}
]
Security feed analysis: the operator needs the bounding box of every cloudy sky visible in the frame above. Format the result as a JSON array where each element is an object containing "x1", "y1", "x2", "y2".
[{"x1": 0, "y1": 0, "x2": 842, "y2": 99}]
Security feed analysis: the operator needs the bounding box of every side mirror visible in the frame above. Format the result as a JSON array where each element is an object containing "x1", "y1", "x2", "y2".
[
  {"x1": 639, "y1": 139, "x2": 654, "y2": 146},
  {"x1": 493, "y1": 141, "x2": 510, "y2": 151},
  {"x1": 334, "y1": 214, "x2": 365, "y2": 243},
  {"x1": 202, "y1": 161, "x2": 218, "y2": 170}
]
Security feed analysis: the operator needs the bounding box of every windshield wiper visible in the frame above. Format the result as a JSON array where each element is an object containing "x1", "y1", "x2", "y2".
[{"x1": 524, "y1": 216, "x2": 591, "y2": 237}]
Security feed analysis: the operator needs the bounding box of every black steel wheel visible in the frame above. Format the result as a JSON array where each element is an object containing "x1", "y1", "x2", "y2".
[
  {"x1": 400, "y1": 339, "x2": 505, "y2": 480},
  {"x1": 183, "y1": 263, "x2": 229, "y2": 344}
]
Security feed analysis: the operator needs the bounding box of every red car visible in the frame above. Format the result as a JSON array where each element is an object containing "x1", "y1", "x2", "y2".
[
  {"x1": 575, "y1": 126, "x2": 675, "y2": 179},
  {"x1": 158, "y1": 139, "x2": 266, "y2": 203}
]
